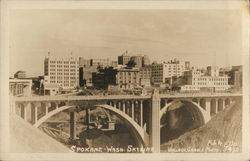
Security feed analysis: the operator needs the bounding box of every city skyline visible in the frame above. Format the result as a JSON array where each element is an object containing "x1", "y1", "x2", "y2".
[{"x1": 10, "y1": 9, "x2": 242, "y2": 77}]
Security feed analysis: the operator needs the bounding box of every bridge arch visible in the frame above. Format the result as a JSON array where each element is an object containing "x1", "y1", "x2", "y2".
[
  {"x1": 33, "y1": 103, "x2": 146, "y2": 146},
  {"x1": 160, "y1": 99, "x2": 209, "y2": 124},
  {"x1": 192, "y1": 98, "x2": 199, "y2": 104},
  {"x1": 160, "y1": 99, "x2": 208, "y2": 144},
  {"x1": 34, "y1": 105, "x2": 75, "y2": 127},
  {"x1": 96, "y1": 104, "x2": 146, "y2": 146}
]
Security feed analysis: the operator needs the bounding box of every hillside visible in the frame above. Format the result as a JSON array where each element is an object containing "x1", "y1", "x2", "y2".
[
  {"x1": 161, "y1": 98, "x2": 242, "y2": 153},
  {"x1": 9, "y1": 114, "x2": 70, "y2": 153}
]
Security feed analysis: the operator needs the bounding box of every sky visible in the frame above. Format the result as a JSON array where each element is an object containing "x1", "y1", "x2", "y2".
[{"x1": 9, "y1": 9, "x2": 242, "y2": 77}]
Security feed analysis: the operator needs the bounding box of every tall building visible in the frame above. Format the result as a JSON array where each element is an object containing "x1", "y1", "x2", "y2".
[
  {"x1": 151, "y1": 59, "x2": 190, "y2": 84},
  {"x1": 116, "y1": 68, "x2": 140, "y2": 89},
  {"x1": 118, "y1": 51, "x2": 131, "y2": 65},
  {"x1": 79, "y1": 57, "x2": 114, "y2": 68},
  {"x1": 131, "y1": 56, "x2": 143, "y2": 68},
  {"x1": 79, "y1": 67, "x2": 85, "y2": 87},
  {"x1": 44, "y1": 54, "x2": 79, "y2": 94},
  {"x1": 118, "y1": 51, "x2": 150, "y2": 67},
  {"x1": 80, "y1": 66, "x2": 98, "y2": 87},
  {"x1": 79, "y1": 57, "x2": 91, "y2": 68},
  {"x1": 92, "y1": 67, "x2": 117, "y2": 89},
  {"x1": 151, "y1": 63, "x2": 164, "y2": 84},
  {"x1": 14, "y1": 71, "x2": 26, "y2": 79},
  {"x1": 90, "y1": 58, "x2": 111, "y2": 67},
  {"x1": 142, "y1": 55, "x2": 150, "y2": 66},
  {"x1": 180, "y1": 66, "x2": 230, "y2": 91},
  {"x1": 139, "y1": 66, "x2": 152, "y2": 87}
]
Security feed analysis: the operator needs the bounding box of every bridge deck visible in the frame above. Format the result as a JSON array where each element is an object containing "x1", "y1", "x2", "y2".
[{"x1": 11, "y1": 93, "x2": 242, "y2": 102}]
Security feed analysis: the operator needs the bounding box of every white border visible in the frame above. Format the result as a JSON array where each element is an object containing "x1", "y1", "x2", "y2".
[{"x1": 0, "y1": 0, "x2": 249, "y2": 160}]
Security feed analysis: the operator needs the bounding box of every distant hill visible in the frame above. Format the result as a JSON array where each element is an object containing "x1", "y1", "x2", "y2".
[{"x1": 161, "y1": 98, "x2": 242, "y2": 153}]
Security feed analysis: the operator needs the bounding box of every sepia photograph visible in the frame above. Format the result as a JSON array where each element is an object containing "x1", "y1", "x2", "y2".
[{"x1": 0, "y1": 0, "x2": 249, "y2": 160}]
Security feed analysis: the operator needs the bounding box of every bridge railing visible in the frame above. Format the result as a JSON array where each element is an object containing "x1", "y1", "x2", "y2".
[{"x1": 11, "y1": 92, "x2": 242, "y2": 102}]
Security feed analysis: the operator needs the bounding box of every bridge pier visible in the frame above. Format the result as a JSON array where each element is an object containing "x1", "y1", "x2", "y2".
[
  {"x1": 131, "y1": 101, "x2": 135, "y2": 120},
  {"x1": 204, "y1": 99, "x2": 211, "y2": 123},
  {"x1": 210, "y1": 99, "x2": 218, "y2": 116},
  {"x1": 31, "y1": 104, "x2": 38, "y2": 124},
  {"x1": 122, "y1": 101, "x2": 126, "y2": 113},
  {"x1": 217, "y1": 99, "x2": 224, "y2": 112},
  {"x1": 24, "y1": 102, "x2": 32, "y2": 123},
  {"x1": 113, "y1": 101, "x2": 117, "y2": 108},
  {"x1": 140, "y1": 100, "x2": 143, "y2": 127},
  {"x1": 151, "y1": 90, "x2": 161, "y2": 153},
  {"x1": 45, "y1": 103, "x2": 49, "y2": 114},
  {"x1": 69, "y1": 111, "x2": 76, "y2": 140}
]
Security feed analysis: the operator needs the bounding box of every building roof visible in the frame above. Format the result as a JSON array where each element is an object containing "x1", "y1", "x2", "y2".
[{"x1": 117, "y1": 67, "x2": 140, "y2": 72}]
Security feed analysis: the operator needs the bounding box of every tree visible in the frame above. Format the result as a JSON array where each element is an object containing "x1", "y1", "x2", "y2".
[{"x1": 126, "y1": 60, "x2": 136, "y2": 68}]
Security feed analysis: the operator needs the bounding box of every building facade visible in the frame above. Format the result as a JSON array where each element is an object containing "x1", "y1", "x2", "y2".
[
  {"x1": 116, "y1": 68, "x2": 140, "y2": 89},
  {"x1": 9, "y1": 79, "x2": 32, "y2": 96},
  {"x1": 79, "y1": 57, "x2": 91, "y2": 68},
  {"x1": 118, "y1": 51, "x2": 131, "y2": 65},
  {"x1": 14, "y1": 71, "x2": 26, "y2": 79},
  {"x1": 228, "y1": 66, "x2": 242, "y2": 88},
  {"x1": 131, "y1": 56, "x2": 143, "y2": 68},
  {"x1": 44, "y1": 54, "x2": 79, "y2": 94},
  {"x1": 180, "y1": 66, "x2": 230, "y2": 91},
  {"x1": 90, "y1": 58, "x2": 111, "y2": 67},
  {"x1": 118, "y1": 51, "x2": 150, "y2": 68},
  {"x1": 139, "y1": 66, "x2": 152, "y2": 87},
  {"x1": 92, "y1": 67, "x2": 117, "y2": 89},
  {"x1": 151, "y1": 59, "x2": 190, "y2": 84}
]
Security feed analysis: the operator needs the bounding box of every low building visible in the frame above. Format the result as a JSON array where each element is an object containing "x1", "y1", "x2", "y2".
[
  {"x1": 228, "y1": 66, "x2": 242, "y2": 88},
  {"x1": 43, "y1": 83, "x2": 61, "y2": 96},
  {"x1": 116, "y1": 68, "x2": 140, "y2": 89},
  {"x1": 14, "y1": 71, "x2": 26, "y2": 79},
  {"x1": 9, "y1": 79, "x2": 32, "y2": 96},
  {"x1": 180, "y1": 66, "x2": 230, "y2": 91},
  {"x1": 111, "y1": 61, "x2": 118, "y2": 68},
  {"x1": 140, "y1": 79, "x2": 151, "y2": 87}
]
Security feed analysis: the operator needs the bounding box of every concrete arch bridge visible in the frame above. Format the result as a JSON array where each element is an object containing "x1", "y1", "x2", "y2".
[{"x1": 11, "y1": 92, "x2": 241, "y2": 152}]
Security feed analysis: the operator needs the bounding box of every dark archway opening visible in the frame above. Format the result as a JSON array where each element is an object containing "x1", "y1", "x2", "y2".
[
  {"x1": 40, "y1": 105, "x2": 144, "y2": 152},
  {"x1": 160, "y1": 100, "x2": 204, "y2": 144}
]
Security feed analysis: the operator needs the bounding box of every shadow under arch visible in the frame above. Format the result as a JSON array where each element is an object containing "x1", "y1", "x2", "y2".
[
  {"x1": 160, "y1": 99, "x2": 208, "y2": 123},
  {"x1": 33, "y1": 104, "x2": 147, "y2": 147},
  {"x1": 160, "y1": 99, "x2": 207, "y2": 144},
  {"x1": 96, "y1": 104, "x2": 147, "y2": 147}
]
